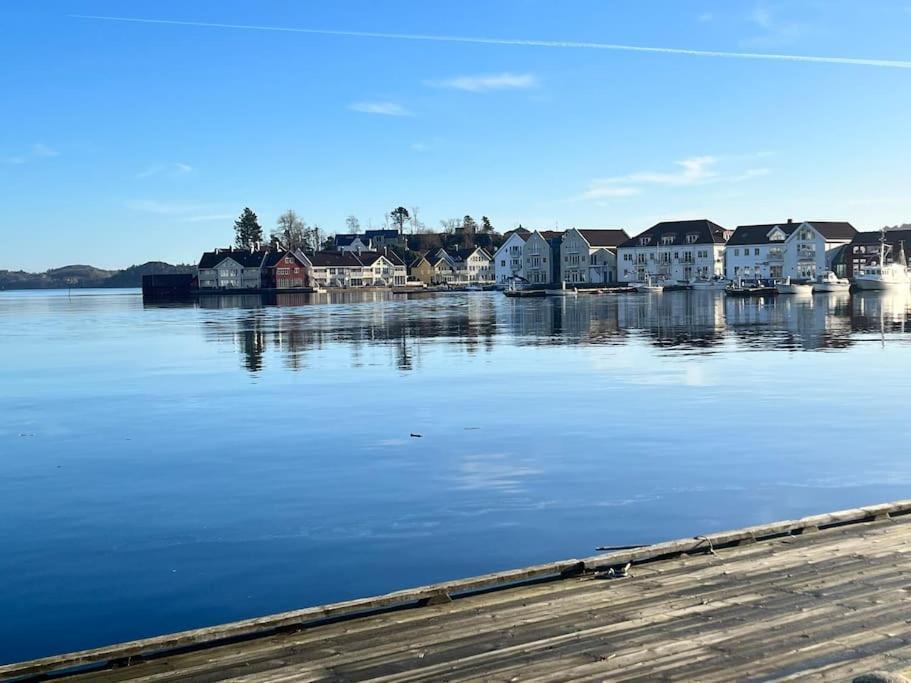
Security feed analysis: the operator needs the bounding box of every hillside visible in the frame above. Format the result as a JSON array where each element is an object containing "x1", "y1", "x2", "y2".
[{"x1": 0, "y1": 262, "x2": 194, "y2": 290}]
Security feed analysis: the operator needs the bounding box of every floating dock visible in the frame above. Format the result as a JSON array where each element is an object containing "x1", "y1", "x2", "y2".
[{"x1": 4, "y1": 501, "x2": 911, "y2": 682}]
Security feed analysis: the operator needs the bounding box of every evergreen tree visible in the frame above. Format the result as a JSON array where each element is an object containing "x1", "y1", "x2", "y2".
[
  {"x1": 481, "y1": 216, "x2": 493, "y2": 233},
  {"x1": 390, "y1": 206, "x2": 410, "y2": 232},
  {"x1": 234, "y1": 207, "x2": 263, "y2": 249}
]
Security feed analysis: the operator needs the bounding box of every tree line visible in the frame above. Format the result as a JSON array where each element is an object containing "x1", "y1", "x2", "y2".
[
  {"x1": 232, "y1": 205, "x2": 505, "y2": 256},
  {"x1": 233, "y1": 208, "x2": 325, "y2": 252}
]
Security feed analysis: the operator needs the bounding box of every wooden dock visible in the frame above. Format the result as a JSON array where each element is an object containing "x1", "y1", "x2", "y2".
[{"x1": 5, "y1": 501, "x2": 911, "y2": 682}]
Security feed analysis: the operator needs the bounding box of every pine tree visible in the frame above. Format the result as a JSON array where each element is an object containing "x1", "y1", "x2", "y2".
[
  {"x1": 481, "y1": 216, "x2": 493, "y2": 233},
  {"x1": 233, "y1": 208, "x2": 263, "y2": 249}
]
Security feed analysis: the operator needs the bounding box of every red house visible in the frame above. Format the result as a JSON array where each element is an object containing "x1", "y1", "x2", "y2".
[{"x1": 264, "y1": 251, "x2": 310, "y2": 289}]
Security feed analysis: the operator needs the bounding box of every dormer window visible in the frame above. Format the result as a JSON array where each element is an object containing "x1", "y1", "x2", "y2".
[
  {"x1": 661, "y1": 235, "x2": 675, "y2": 245},
  {"x1": 685, "y1": 233, "x2": 699, "y2": 244},
  {"x1": 639, "y1": 236, "x2": 652, "y2": 246},
  {"x1": 768, "y1": 228, "x2": 785, "y2": 242}
]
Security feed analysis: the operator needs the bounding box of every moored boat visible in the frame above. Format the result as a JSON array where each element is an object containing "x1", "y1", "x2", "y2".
[
  {"x1": 853, "y1": 228, "x2": 911, "y2": 291},
  {"x1": 690, "y1": 277, "x2": 730, "y2": 290},
  {"x1": 813, "y1": 271, "x2": 850, "y2": 293},
  {"x1": 504, "y1": 288, "x2": 547, "y2": 298},
  {"x1": 775, "y1": 277, "x2": 813, "y2": 295},
  {"x1": 724, "y1": 281, "x2": 778, "y2": 297}
]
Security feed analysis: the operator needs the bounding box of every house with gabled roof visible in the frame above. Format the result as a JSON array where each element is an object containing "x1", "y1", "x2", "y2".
[
  {"x1": 263, "y1": 250, "x2": 310, "y2": 289},
  {"x1": 450, "y1": 246, "x2": 493, "y2": 285},
  {"x1": 617, "y1": 219, "x2": 730, "y2": 283},
  {"x1": 493, "y1": 229, "x2": 529, "y2": 286},
  {"x1": 334, "y1": 234, "x2": 374, "y2": 253},
  {"x1": 364, "y1": 228, "x2": 404, "y2": 250},
  {"x1": 522, "y1": 230, "x2": 564, "y2": 285},
  {"x1": 197, "y1": 248, "x2": 270, "y2": 289},
  {"x1": 296, "y1": 250, "x2": 363, "y2": 288},
  {"x1": 560, "y1": 228, "x2": 630, "y2": 284},
  {"x1": 725, "y1": 220, "x2": 857, "y2": 281},
  {"x1": 357, "y1": 250, "x2": 407, "y2": 286}
]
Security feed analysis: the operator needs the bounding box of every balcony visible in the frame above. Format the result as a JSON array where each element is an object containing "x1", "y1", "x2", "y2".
[
  {"x1": 797, "y1": 250, "x2": 816, "y2": 262},
  {"x1": 767, "y1": 252, "x2": 784, "y2": 262}
]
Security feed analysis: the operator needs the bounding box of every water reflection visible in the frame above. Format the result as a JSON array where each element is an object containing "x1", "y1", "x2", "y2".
[{"x1": 184, "y1": 290, "x2": 911, "y2": 372}]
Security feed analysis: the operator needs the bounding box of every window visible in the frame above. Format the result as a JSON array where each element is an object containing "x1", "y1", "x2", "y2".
[
  {"x1": 500, "y1": 260, "x2": 505, "y2": 267},
  {"x1": 734, "y1": 249, "x2": 740, "y2": 256},
  {"x1": 686, "y1": 233, "x2": 699, "y2": 244},
  {"x1": 661, "y1": 235, "x2": 675, "y2": 245},
  {"x1": 754, "y1": 248, "x2": 760, "y2": 256}
]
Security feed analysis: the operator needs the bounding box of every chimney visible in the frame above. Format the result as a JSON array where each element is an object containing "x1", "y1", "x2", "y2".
[{"x1": 787, "y1": 218, "x2": 793, "y2": 224}]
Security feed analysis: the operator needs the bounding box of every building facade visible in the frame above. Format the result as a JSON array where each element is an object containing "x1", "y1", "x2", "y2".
[
  {"x1": 264, "y1": 251, "x2": 310, "y2": 289},
  {"x1": 493, "y1": 230, "x2": 529, "y2": 285},
  {"x1": 522, "y1": 231, "x2": 563, "y2": 285},
  {"x1": 617, "y1": 220, "x2": 730, "y2": 284},
  {"x1": 560, "y1": 228, "x2": 629, "y2": 284},
  {"x1": 197, "y1": 249, "x2": 270, "y2": 290},
  {"x1": 846, "y1": 228, "x2": 911, "y2": 278}
]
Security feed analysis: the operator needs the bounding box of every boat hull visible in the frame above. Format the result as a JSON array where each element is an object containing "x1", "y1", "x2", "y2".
[
  {"x1": 776, "y1": 283, "x2": 813, "y2": 295},
  {"x1": 853, "y1": 277, "x2": 910, "y2": 291},
  {"x1": 813, "y1": 283, "x2": 850, "y2": 293},
  {"x1": 725, "y1": 286, "x2": 778, "y2": 297}
]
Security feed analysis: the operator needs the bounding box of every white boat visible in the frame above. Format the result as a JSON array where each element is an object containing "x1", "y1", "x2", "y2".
[
  {"x1": 635, "y1": 274, "x2": 663, "y2": 293},
  {"x1": 776, "y1": 277, "x2": 813, "y2": 295},
  {"x1": 812, "y1": 271, "x2": 850, "y2": 293},
  {"x1": 690, "y1": 277, "x2": 730, "y2": 290},
  {"x1": 853, "y1": 229, "x2": 911, "y2": 291}
]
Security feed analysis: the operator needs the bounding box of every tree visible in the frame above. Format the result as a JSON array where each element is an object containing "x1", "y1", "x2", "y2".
[
  {"x1": 390, "y1": 206, "x2": 410, "y2": 233},
  {"x1": 481, "y1": 216, "x2": 493, "y2": 234},
  {"x1": 440, "y1": 218, "x2": 460, "y2": 234},
  {"x1": 271, "y1": 209, "x2": 307, "y2": 250},
  {"x1": 234, "y1": 207, "x2": 263, "y2": 249},
  {"x1": 409, "y1": 206, "x2": 426, "y2": 234},
  {"x1": 345, "y1": 215, "x2": 360, "y2": 233}
]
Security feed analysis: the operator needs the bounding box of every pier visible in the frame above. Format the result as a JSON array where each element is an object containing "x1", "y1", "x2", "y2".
[{"x1": 4, "y1": 501, "x2": 911, "y2": 681}]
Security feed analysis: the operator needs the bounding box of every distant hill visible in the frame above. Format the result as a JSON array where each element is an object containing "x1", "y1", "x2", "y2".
[{"x1": 0, "y1": 261, "x2": 194, "y2": 290}]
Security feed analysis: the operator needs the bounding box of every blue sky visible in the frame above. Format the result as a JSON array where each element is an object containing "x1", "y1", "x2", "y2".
[{"x1": 2, "y1": 1, "x2": 911, "y2": 271}]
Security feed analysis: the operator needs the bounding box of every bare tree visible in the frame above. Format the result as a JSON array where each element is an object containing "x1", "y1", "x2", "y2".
[
  {"x1": 345, "y1": 215, "x2": 360, "y2": 233},
  {"x1": 271, "y1": 210, "x2": 307, "y2": 250},
  {"x1": 409, "y1": 206, "x2": 426, "y2": 234},
  {"x1": 440, "y1": 218, "x2": 460, "y2": 234}
]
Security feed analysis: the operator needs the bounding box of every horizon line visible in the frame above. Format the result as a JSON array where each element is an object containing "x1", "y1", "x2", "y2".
[{"x1": 69, "y1": 14, "x2": 911, "y2": 70}]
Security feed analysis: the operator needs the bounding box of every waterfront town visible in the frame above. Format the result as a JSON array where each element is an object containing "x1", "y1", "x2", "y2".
[{"x1": 192, "y1": 214, "x2": 911, "y2": 294}]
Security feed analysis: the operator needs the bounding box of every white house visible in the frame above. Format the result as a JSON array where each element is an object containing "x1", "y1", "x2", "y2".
[
  {"x1": 197, "y1": 248, "x2": 270, "y2": 289},
  {"x1": 452, "y1": 247, "x2": 494, "y2": 284},
  {"x1": 725, "y1": 220, "x2": 857, "y2": 281},
  {"x1": 493, "y1": 229, "x2": 529, "y2": 285},
  {"x1": 560, "y1": 228, "x2": 629, "y2": 284},
  {"x1": 358, "y1": 251, "x2": 408, "y2": 286},
  {"x1": 782, "y1": 221, "x2": 857, "y2": 281},
  {"x1": 617, "y1": 220, "x2": 730, "y2": 284},
  {"x1": 334, "y1": 234, "x2": 374, "y2": 253},
  {"x1": 522, "y1": 231, "x2": 563, "y2": 285}
]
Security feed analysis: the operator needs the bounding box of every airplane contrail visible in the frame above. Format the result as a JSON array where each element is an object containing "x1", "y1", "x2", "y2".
[{"x1": 70, "y1": 14, "x2": 911, "y2": 70}]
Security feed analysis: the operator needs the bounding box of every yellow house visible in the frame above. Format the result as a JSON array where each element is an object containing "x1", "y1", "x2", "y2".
[{"x1": 410, "y1": 254, "x2": 436, "y2": 285}]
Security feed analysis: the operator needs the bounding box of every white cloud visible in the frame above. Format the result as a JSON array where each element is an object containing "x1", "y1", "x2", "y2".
[
  {"x1": 410, "y1": 142, "x2": 430, "y2": 152},
  {"x1": 574, "y1": 155, "x2": 770, "y2": 202},
  {"x1": 744, "y1": 5, "x2": 805, "y2": 48},
  {"x1": 3, "y1": 143, "x2": 59, "y2": 165},
  {"x1": 348, "y1": 101, "x2": 413, "y2": 116},
  {"x1": 426, "y1": 72, "x2": 538, "y2": 92},
  {"x1": 698, "y1": 12, "x2": 714, "y2": 22},
  {"x1": 137, "y1": 162, "x2": 194, "y2": 178},
  {"x1": 32, "y1": 143, "x2": 59, "y2": 158}
]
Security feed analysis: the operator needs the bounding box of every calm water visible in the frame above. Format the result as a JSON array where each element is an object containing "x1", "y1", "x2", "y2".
[{"x1": 2, "y1": 287, "x2": 911, "y2": 663}]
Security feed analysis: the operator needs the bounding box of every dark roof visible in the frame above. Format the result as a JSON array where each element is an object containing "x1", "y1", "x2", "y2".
[
  {"x1": 364, "y1": 229, "x2": 401, "y2": 239},
  {"x1": 850, "y1": 229, "x2": 911, "y2": 246},
  {"x1": 427, "y1": 252, "x2": 451, "y2": 267},
  {"x1": 334, "y1": 233, "x2": 368, "y2": 247},
  {"x1": 306, "y1": 251, "x2": 363, "y2": 267},
  {"x1": 503, "y1": 227, "x2": 531, "y2": 239},
  {"x1": 263, "y1": 251, "x2": 307, "y2": 268},
  {"x1": 198, "y1": 249, "x2": 269, "y2": 268},
  {"x1": 451, "y1": 247, "x2": 492, "y2": 261},
  {"x1": 620, "y1": 220, "x2": 729, "y2": 248},
  {"x1": 727, "y1": 223, "x2": 798, "y2": 246},
  {"x1": 535, "y1": 230, "x2": 564, "y2": 240},
  {"x1": 804, "y1": 221, "x2": 857, "y2": 240},
  {"x1": 577, "y1": 229, "x2": 630, "y2": 248},
  {"x1": 357, "y1": 251, "x2": 404, "y2": 267}
]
